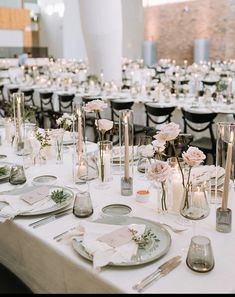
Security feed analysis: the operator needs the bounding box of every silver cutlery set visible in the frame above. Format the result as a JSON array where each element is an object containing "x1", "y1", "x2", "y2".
[{"x1": 28, "y1": 207, "x2": 184, "y2": 291}]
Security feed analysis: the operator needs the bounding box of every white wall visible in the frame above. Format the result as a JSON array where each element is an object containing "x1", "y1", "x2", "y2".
[
  {"x1": 0, "y1": 30, "x2": 23, "y2": 47},
  {"x1": 122, "y1": 0, "x2": 144, "y2": 59},
  {"x1": 38, "y1": 0, "x2": 64, "y2": 58},
  {"x1": 63, "y1": 0, "x2": 87, "y2": 60}
]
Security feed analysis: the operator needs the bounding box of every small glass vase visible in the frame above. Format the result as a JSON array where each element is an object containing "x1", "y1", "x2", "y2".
[
  {"x1": 215, "y1": 122, "x2": 235, "y2": 204},
  {"x1": 51, "y1": 128, "x2": 64, "y2": 164},
  {"x1": 137, "y1": 135, "x2": 153, "y2": 175},
  {"x1": 96, "y1": 140, "x2": 113, "y2": 189},
  {"x1": 12, "y1": 92, "x2": 25, "y2": 155},
  {"x1": 156, "y1": 181, "x2": 169, "y2": 214},
  {"x1": 180, "y1": 183, "x2": 210, "y2": 220}
]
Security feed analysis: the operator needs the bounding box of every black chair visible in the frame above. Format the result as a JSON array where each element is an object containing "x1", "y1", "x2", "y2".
[
  {"x1": 144, "y1": 103, "x2": 176, "y2": 128},
  {"x1": 166, "y1": 133, "x2": 194, "y2": 159},
  {"x1": 0, "y1": 84, "x2": 4, "y2": 101},
  {"x1": 58, "y1": 93, "x2": 75, "y2": 113},
  {"x1": 181, "y1": 108, "x2": 217, "y2": 164},
  {"x1": 8, "y1": 87, "x2": 19, "y2": 102},
  {"x1": 21, "y1": 88, "x2": 40, "y2": 125},
  {"x1": 110, "y1": 99, "x2": 146, "y2": 144},
  {"x1": 21, "y1": 88, "x2": 36, "y2": 106},
  {"x1": 38, "y1": 91, "x2": 54, "y2": 128},
  {"x1": 81, "y1": 96, "x2": 102, "y2": 142}
]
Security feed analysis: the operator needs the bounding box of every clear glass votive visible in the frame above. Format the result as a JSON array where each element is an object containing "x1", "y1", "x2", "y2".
[
  {"x1": 216, "y1": 207, "x2": 232, "y2": 233},
  {"x1": 9, "y1": 164, "x2": 27, "y2": 185},
  {"x1": 186, "y1": 235, "x2": 215, "y2": 273},
  {"x1": 73, "y1": 190, "x2": 93, "y2": 218}
]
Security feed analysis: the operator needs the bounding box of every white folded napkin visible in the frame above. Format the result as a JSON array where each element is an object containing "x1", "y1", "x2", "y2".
[
  {"x1": 0, "y1": 186, "x2": 56, "y2": 222},
  {"x1": 62, "y1": 221, "x2": 146, "y2": 270},
  {"x1": 191, "y1": 165, "x2": 225, "y2": 184}
]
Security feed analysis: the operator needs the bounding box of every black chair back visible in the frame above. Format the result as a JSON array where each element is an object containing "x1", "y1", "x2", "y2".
[
  {"x1": 58, "y1": 94, "x2": 74, "y2": 113},
  {"x1": 181, "y1": 108, "x2": 217, "y2": 163},
  {"x1": 110, "y1": 100, "x2": 134, "y2": 121},
  {"x1": 144, "y1": 103, "x2": 175, "y2": 127},
  {"x1": 39, "y1": 92, "x2": 54, "y2": 112},
  {"x1": 21, "y1": 89, "x2": 35, "y2": 106}
]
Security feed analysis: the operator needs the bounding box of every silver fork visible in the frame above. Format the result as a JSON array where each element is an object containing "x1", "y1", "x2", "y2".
[{"x1": 160, "y1": 223, "x2": 187, "y2": 234}]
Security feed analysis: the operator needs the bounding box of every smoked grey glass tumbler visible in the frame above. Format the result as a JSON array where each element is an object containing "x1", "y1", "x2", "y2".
[
  {"x1": 73, "y1": 191, "x2": 93, "y2": 218},
  {"x1": 186, "y1": 235, "x2": 215, "y2": 273}
]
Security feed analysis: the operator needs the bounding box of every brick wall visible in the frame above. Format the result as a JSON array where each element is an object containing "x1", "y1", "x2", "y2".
[{"x1": 144, "y1": 0, "x2": 235, "y2": 64}]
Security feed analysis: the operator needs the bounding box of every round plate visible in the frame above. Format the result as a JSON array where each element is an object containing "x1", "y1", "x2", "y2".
[
  {"x1": 32, "y1": 175, "x2": 57, "y2": 186},
  {"x1": 0, "y1": 185, "x2": 74, "y2": 216},
  {"x1": 72, "y1": 216, "x2": 171, "y2": 267},
  {"x1": 101, "y1": 204, "x2": 132, "y2": 216}
]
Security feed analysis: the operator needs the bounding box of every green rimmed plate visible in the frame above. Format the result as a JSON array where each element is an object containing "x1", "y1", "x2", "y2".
[{"x1": 72, "y1": 216, "x2": 171, "y2": 266}]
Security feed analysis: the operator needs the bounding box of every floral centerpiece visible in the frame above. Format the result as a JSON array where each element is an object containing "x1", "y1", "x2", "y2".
[
  {"x1": 35, "y1": 128, "x2": 51, "y2": 163},
  {"x1": 56, "y1": 113, "x2": 75, "y2": 131},
  {"x1": 83, "y1": 100, "x2": 113, "y2": 183},
  {"x1": 146, "y1": 122, "x2": 206, "y2": 213},
  {"x1": 147, "y1": 160, "x2": 171, "y2": 212},
  {"x1": 181, "y1": 146, "x2": 206, "y2": 213},
  {"x1": 54, "y1": 113, "x2": 75, "y2": 163}
]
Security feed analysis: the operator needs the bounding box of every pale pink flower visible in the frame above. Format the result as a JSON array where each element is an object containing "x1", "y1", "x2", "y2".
[
  {"x1": 141, "y1": 144, "x2": 155, "y2": 158},
  {"x1": 97, "y1": 119, "x2": 113, "y2": 133},
  {"x1": 182, "y1": 146, "x2": 206, "y2": 167},
  {"x1": 83, "y1": 100, "x2": 107, "y2": 113},
  {"x1": 152, "y1": 139, "x2": 166, "y2": 153},
  {"x1": 147, "y1": 160, "x2": 171, "y2": 183},
  {"x1": 158, "y1": 122, "x2": 181, "y2": 141},
  {"x1": 153, "y1": 132, "x2": 166, "y2": 143}
]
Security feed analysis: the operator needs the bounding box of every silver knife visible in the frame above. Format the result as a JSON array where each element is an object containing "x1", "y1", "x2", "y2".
[
  {"x1": 29, "y1": 208, "x2": 72, "y2": 228},
  {"x1": 133, "y1": 255, "x2": 182, "y2": 292}
]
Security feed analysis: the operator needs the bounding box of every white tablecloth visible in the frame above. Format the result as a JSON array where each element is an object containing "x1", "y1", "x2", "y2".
[{"x1": 0, "y1": 134, "x2": 235, "y2": 294}]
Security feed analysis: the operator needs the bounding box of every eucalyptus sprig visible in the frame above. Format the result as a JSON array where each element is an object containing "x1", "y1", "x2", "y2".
[
  {"x1": 0, "y1": 166, "x2": 8, "y2": 176},
  {"x1": 51, "y1": 189, "x2": 68, "y2": 204},
  {"x1": 129, "y1": 228, "x2": 160, "y2": 248}
]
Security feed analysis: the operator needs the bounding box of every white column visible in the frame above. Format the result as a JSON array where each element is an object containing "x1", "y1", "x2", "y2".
[
  {"x1": 193, "y1": 39, "x2": 209, "y2": 63},
  {"x1": 38, "y1": 0, "x2": 64, "y2": 58},
  {"x1": 79, "y1": 0, "x2": 122, "y2": 84},
  {"x1": 122, "y1": 0, "x2": 144, "y2": 60},
  {"x1": 63, "y1": 0, "x2": 87, "y2": 60}
]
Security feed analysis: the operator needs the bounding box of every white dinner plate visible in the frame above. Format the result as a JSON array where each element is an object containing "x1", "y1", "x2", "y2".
[
  {"x1": 72, "y1": 216, "x2": 171, "y2": 267},
  {"x1": 0, "y1": 185, "x2": 74, "y2": 216}
]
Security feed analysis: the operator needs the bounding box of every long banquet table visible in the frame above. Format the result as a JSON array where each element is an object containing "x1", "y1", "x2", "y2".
[{"x1": 0, "y1": 139, "x2": 235, "y2": 293}]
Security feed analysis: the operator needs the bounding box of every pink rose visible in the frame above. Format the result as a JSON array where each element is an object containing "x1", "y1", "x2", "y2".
[
  {"x1": 83, "y1": 100, "x2": 108, "y2": 112},
  {"x1": 182, "y1": 146, "x2": 206, "y2": 167},
  {"x1": 97, "y1": 119, "x2": 113, "y2": 132},
  {"x1": 147, "y1": 160, "x2": 171, "y2": 183},
  {"x1": 158, "y1": 122, "x2": 181, "y2": 141}
]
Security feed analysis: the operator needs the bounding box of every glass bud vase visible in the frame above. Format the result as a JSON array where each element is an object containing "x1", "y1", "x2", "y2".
[
  {"x1": 54, "y1": 128, "x2": 64, "y2": 164},
  {"x1": 12, "y1": 92, "x2": 25, "y2": 155},
  {"x1": 96, "y1": 140, "x2": 113, "y2": 189},
  {"x1": 72, "y1": 102, "x2": 98, "y2": 184},
  {"x1": 180, "y1": 182, "x2": 210, "y2": 220},
  {"x1": 156, "y1": 180, "x2": 169, "y2": 214},
  {"x1": 137, "y1": 135, "x2": 153, "y2": 174},
  {"x1": 215, "y1": 122, "x2": 235, "y2": 204}
]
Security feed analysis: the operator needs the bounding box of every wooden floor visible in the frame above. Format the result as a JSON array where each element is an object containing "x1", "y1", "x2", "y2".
[{"x1": 0, "y1": 264, "x2": 32, "y2": 294}]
